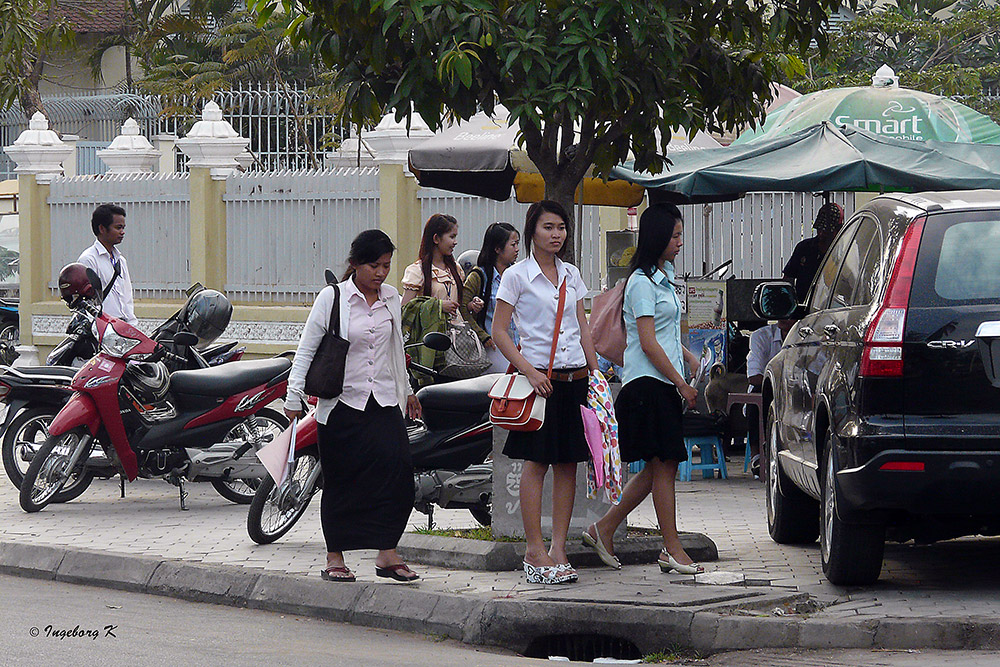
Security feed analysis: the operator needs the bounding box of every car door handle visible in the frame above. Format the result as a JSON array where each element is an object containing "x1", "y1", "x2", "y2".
[
  {"x1": 823, "y1": 324, "x2": 840, "y2": 337},
  {"x1": 798, "y1": 327, "x2": 814, "y2": 338}
]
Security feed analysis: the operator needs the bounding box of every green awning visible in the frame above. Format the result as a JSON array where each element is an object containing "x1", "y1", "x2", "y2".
[{"x1": 610, "y1": 122, "x2": 1000, "y2": 204}]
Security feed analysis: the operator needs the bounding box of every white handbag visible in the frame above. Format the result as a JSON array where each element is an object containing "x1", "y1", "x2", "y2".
[{"x1": 488, "y1": 373, "x2": 547, "y2": 431}]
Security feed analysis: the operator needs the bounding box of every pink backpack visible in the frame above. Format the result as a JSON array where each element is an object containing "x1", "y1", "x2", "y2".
[{"x1": 590, "y1": 279, "x2": 627, "y2": 367}]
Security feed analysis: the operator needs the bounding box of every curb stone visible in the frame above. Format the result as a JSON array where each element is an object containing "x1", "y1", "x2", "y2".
[
  {"x1": 5, "y1": 539, "x2": 1000, "y2": 655},
  {"x1": 397, "y1": 531, "x2": 718, "y2": 571}
]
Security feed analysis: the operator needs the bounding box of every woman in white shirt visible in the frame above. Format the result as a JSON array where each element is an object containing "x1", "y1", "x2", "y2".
[
  {"x1": 492, "y1": 201, "x2": 599, "y2": 585},
  {"x1": 284, "y1": 230, "x2": 422, "y2": 584},
  {"x1": 400, "y1": 213, "x2": 466, "y2": 323}
]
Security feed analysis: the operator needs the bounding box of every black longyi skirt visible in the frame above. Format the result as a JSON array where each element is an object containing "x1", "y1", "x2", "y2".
[
  {"x1": 615, "y1": 376, "x2": 687, "y2": 463},
  {"x1": 316, "y1": 398, "x2": 413, "y2": 553},
  {"x1": 502, "y1": 372, "x2": 590, "y2": 464}
]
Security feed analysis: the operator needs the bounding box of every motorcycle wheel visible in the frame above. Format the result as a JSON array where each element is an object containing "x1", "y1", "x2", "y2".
[
  {"x1": 247, "y1": 451, "x2": 321, "y2": 544},
  {"x1": 212, "y1": 408, "x2": 288, "y2": 504},
  {"x1": 2, "y1": 407, "x2": 57, "y2": 489},
  {"x1": 19, "y1": 427, "x2": 95, "y2": 512}
]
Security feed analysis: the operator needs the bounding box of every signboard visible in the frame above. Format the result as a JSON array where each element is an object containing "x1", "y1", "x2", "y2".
[{"x1": 685, "y1": 280, "x2": 726, "y2": 372}]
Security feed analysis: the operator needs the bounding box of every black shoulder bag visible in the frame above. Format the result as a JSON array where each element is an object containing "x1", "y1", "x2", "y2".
[{"x1": 303, "y1": 283, "x2": 350, "y2": 399}]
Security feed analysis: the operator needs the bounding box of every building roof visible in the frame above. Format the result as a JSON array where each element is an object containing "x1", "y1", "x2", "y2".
[{"x1": 62, "y1": 0, "x2": 132, "y2": 34}]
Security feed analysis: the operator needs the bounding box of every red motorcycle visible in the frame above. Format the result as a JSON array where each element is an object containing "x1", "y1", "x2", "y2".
[{"x1": 19, "y1": 272, "x2": 290, "y2": 513}]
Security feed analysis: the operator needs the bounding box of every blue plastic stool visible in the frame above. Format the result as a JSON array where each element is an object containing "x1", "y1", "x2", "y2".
[
  {"x1": 628, "y1": 460, "x2": 645, "y2": 474},
  {"x1": 742, "y1": 434, "x2": 753, "y2": 473},
  {"x1": 678, "y1": 435, "x2": 728, "y2": 481}
]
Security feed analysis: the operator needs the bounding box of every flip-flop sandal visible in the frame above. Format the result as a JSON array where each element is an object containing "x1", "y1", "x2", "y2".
[
  {"x1": 320, "y1": 566, "x2": 356, "y2": 582},
  {"x1": 375, "y1": 563, "x2": 419, "y2": 582}
]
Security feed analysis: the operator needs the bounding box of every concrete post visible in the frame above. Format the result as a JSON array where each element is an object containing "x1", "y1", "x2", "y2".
[
  {"x1": 367, "y1": 112, "x2": 433, "y2": 287},
  {"x1": 3, "y1": 113, "x2": 73, "y2": 365},
  {"x1": 176, "y1": 102, "x2": 249, "y2": 291},
  {"x1": 97, "y1": 119, "x2": 160, "y2": 174},
  {"x1": 61, "y1": 135, "x2": 79, "y2": 178},
  {"x1": 378, "y1": 163, "x2": 422, "y2": 288},
  {"x1": 153, "y1": 135, "x2": 177, "y2": 173}
]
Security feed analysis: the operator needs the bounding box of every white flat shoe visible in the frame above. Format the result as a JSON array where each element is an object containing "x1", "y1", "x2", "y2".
[
  {"x1": 657, "y1": 550, "x2": 704, "y2": 575},
  {"x1": 582, "y1": 524, "x2": 622, "y2": 570}
]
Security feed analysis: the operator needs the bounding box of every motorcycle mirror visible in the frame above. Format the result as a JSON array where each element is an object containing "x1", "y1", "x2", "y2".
[
  {"x1": 84, "y1": 267, "x2": 103, "y2": 302},
  {"x1": 422, "y1": 331, "x2": 451, "y2": 351},
  {"x1": 173, "y1": 331, "x2": 199, "y2": 347},
  {"x1": 324, "y1": 269, "x2": 336, "y2": 286}
]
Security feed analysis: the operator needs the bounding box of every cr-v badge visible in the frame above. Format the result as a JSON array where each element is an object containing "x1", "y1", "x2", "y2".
[{"x1": 927, "y1": 340, "x2": 975, "y2": 349}]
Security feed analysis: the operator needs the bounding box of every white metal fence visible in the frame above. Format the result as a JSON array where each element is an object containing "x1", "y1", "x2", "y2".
[
  {"x1": 48, "y1": 173, "x2": 192, "y2": 299},
  {"x1": 224, "y1": 168, "x2": 380, "y2": 302},
  {"x1": 418, "y1": 189, "x2": 602, "y2": 289},
  {"x1": 675, "y1": 192, "x2": 856, "y2": 279}
]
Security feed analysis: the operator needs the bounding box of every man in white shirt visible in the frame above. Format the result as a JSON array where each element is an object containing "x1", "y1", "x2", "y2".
[
  {"x1": 77, "y1": 204, "x2": 137, "y2": 325},
  {"x1": 745, "y1": 318, "x2": 795, "y2": 473}
]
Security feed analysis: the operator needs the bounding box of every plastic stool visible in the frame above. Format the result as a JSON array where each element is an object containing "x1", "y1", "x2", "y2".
[
  {"x1": 678, "y1": 435, "x2": 728, "y2": 482},
  {"x1": 742, "y1": 434, "x2": 753, "y2": 473},
  {"x1": 628, "y1": 460, "x2": 645, "y2": 474}
]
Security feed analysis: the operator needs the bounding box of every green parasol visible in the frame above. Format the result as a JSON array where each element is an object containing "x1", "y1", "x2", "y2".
[{"x1": 735, "y1": 66, "x2": 1000, "y2": 146}]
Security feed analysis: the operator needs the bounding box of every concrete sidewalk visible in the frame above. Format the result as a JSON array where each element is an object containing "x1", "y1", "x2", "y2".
[{"x1": 3, "y1": 469, "x2": 1000, "y2": 657}]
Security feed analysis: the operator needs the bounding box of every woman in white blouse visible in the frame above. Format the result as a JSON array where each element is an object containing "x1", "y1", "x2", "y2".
[
  {"x1": 284, "y1": 230, "x2": 422, "y2": 584},
  {"x1": 492, "y1": 200, "x2": 599, "y2": 585}
]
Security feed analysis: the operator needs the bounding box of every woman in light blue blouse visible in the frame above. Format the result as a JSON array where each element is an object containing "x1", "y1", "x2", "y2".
[{"x1": 582, "y1": 204, "x2": 705, "y2": 575}]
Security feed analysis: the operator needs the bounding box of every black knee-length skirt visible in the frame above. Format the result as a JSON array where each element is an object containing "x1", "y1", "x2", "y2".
[
  {"x1": 317, "y1": 398, "x2": 414, "y2": 552},
  {"x1": 616, "y1": 376, "x2": 687, "y2": 463},
  {"x1": 502, "y1": 372, "x2": 590, "y2": 464}
]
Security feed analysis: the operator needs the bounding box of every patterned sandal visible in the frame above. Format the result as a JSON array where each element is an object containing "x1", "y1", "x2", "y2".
[{"x1": 523, "y1": 561, "x2": 564, "y2": 585}]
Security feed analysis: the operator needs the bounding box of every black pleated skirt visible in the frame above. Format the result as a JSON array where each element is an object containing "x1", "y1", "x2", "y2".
[
  {"x1": 616, "y1": 376, "x2": 687, "y2": 463},
  {"x1": 502, "y1": 372, "x2": 590, "y2": 464},
  {"x1": 317, "y1": 398, "x2": 413, "y2": 552}
]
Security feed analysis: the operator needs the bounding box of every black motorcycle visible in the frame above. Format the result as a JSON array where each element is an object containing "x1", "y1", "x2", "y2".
[{"x1": 246, "y1": 333, "x2": 496, "y2": 544}]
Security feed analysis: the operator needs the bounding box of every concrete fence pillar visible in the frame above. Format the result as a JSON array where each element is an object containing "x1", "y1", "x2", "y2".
[
  {"x1": 176, "y1": 102, "x2": 249, "y2": 291},
  {"x1": 97, "y1": 119, "x2": 161, "y2": 174},
  {"x1": 3, "y1": 113, "x2": 73, "y2": 365},
  {"x1": 153, "y1": 135, "x2": 178, "y2": 173},
  {"x1": 367, "y1": 112, "x2": 433, "y2": 287}
]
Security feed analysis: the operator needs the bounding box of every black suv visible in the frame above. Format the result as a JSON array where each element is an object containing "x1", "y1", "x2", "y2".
[{"x1": 755, "y1": 190, "x2": 1000, "y2": 585}]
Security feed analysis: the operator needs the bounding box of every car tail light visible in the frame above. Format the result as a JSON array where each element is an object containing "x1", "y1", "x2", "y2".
[
  {"x1": 879, "y1": 461, "x2": 925, "y2": 472},
  {"x1": 860, "y1": 216, "x2": 926, "y2": 377}
]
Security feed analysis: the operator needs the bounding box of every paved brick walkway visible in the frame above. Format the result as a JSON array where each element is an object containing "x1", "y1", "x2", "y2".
[{"x1": 3, "y1": 463, "x2": 1000, "y2": 620}]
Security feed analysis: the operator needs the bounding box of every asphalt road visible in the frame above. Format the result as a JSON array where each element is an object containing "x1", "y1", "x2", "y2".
[{"x1": 0, "y1": 574, "x2": 533, "y2": 667}]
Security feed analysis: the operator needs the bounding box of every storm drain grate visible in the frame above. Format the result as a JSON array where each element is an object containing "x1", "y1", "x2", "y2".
[{"x1": 523, "y1": 634, "x2": 642, "y2": 662}]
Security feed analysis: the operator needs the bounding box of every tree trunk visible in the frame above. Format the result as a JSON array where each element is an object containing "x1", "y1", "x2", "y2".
[
  {"x1": 18, "y1": 49, "x2": 47, "y2": 120},
  {"x1": 18, "y1": 80, "x2": 46, "y2": 121},
  {"x1": 543, "y1": 174, "x2": 582, "y2": 265}
]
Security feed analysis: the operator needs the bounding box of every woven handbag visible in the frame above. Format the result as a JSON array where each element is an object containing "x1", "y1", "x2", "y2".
[
  {"x1": 488, "y1": 278, "x2": 567, "y2": 431},
  {"x1": 304, "y1": 284, "x2": 350, "y2": 399}
]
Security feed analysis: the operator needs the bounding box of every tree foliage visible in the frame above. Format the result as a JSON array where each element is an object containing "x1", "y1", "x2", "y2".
[
  {"x1": 0, "y1": 0, "x2": 75, "y2": 117},
  {"x1": 252, "y1": 0, "x2": 844, "y2": 233},
  {"x1": 788, "y1": 0, "x2": 1000, "y2": 121}
]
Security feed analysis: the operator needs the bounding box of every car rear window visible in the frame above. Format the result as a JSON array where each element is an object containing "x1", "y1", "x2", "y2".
[{"x1": 911, "y1": 214, "x2": 1000, "y2": 306}]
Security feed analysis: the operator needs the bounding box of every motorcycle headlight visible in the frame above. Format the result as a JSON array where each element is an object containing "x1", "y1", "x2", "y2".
[{"x1": 101, "y1": 326, "x2": 141, "y2": 358}]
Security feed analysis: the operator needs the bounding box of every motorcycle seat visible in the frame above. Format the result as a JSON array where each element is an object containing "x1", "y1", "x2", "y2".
[
  {"x1": 5, "y1": 365, "x2": 77, "y2": 381},
  {"x1": 416, "y1": 373, "x2": 500, "y2": 413},
  {"x1": 170, "y1": 358, "x2": 291, "y2": 397}
]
